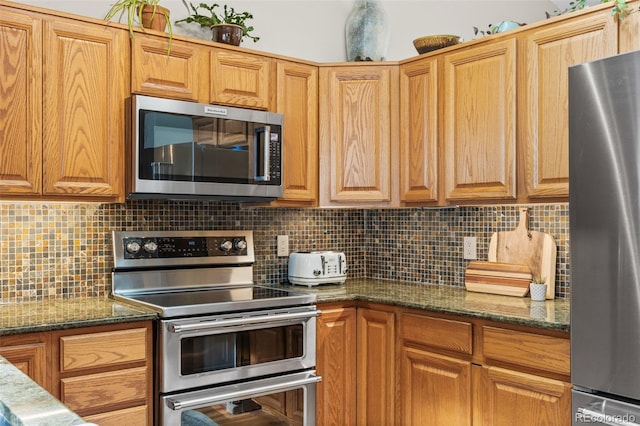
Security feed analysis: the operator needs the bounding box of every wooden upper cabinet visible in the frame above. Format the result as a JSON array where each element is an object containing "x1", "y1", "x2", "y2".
[
  {"x1": 131, "y1": 34, "x2": 206, "y2": 101},
  {"x1": 443, "y1": 39, "x2": 517, "y2": 201},
  {"x1": 210, "y1": 49, "x2": 270, "y2": 109},
  {"x1": 0, "y1": 7, "x2": 42, "y2": 195},
  {"x1": 399, "y1": 57, "x2": 439, "y2": 204},
  {"x1": 272, "y1": 60, "x2": 318, "y2": 205},
  {"x1": 519, "y1": 9, "x2": 617, "y2": 199},
  {"x1": 319, "y1": 65, "x2": 399, "y2": 206},
  {"x1": 619, "y1": 1, "x2": 640, "y2": 53},
  {"x1": 41, "y1": 17, "x2": 128, "y2": 200}
]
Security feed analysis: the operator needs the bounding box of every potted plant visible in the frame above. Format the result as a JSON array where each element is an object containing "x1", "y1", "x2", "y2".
[
  {"x1": 176, "y1": 1, "x2": 260, "y2": 46},
  {"x1": 529, "y1": 275, "x2": 548, "y2": 301},
  {"x1": 104, "y1": 0, "x2": 172, "y2": 38}
]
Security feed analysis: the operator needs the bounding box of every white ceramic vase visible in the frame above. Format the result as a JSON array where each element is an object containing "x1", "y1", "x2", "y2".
[{"x1": 345, "y1": 0, "x2": 390, "y2": 62}]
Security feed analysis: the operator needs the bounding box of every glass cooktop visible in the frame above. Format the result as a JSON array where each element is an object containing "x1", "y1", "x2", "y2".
[{"x1": 115, "y1": 285, "x2": 316, "y2": 318}]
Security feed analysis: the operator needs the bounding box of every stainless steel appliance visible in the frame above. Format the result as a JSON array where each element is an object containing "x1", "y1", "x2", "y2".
[
  {"x1": 111, "y1": 230, "x2": 320, "y2": 426},
  {"x1": 569, "y1": 50, "x2": 640, "y2": 425},
  {"x1": 288, "y1": 251, "x2": 348, "y2": 286},
  {"x1": 128, "y1": 95, "x2": 283, "y2": 201}
]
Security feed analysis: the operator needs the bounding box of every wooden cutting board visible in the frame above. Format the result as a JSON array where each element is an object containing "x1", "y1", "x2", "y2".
[
  {"x1": 488, "y1": 208, "x2": 557, "y2": 299},
  {"x1": 465, "y1": 261, "x2": 532, "y2": 297}
]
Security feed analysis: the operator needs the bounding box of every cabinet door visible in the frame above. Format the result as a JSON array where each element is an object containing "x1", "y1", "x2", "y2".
[
  {"x1": 131, "y1": 34, "x2": 206, "y2": 101},
  {"x1": 475, "y1": 365, "x2": 572, "y2": 426},
  {"x1": 42, "y1": 18, "x2": 128, "y2": 200},
  {"x1": 443, "y1": 39, "x2": 517, "y2": 201},
  {"x1": 357, "y1": 307, "x2": 395, "y2": 426},
  {"x1": 316, "y1": 305, "x2": 357, "y2": 426},
  {"x1": 399, "y1": 57, "x2": 439, "y2": 203},
  {"x1": 619, "y1": 1, "x2": 640, "y2": 54},
  {"x1": 400, "y1": 346, "x2": 471, "y2": 426},
  {"x1": 0, "y1": 332, "x2": 49, "y2": 391},
  {"x1": 520, "y1": 10, "x2": 616, "y2": 199},
  {"x1": 319, "y1": 65, "x2": 398, "y2": 206},
  {"x1": 0, "y1": 8, "x2": 42, "y2": 195},
  {"x1": 272, "y1": 60, "x2": 318, "y2": 205},
  {"x1": 210, "y1": 49, "x2": 270, "y2": 109}
]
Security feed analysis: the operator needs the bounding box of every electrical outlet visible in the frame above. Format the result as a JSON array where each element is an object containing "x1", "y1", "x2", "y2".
[
  {"x1": 277, "y1": 235, "x2": 289, "y2": 257},
  {"x1": 463, "y1": 236, "x2": 477, "y2": 260}
]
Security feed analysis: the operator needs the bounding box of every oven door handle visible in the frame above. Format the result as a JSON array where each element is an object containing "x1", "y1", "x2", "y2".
[
  {"x1": 167, "y1": 309, "x2": 321, "y2": 333},
  {"x1": 166, "y1": 374, "x2": 322, "y2": 410}
]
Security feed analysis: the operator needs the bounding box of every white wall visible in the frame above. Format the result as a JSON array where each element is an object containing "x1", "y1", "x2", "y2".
[{"x1": 18, "y1": 0, "x2": 576, "y2": 62}]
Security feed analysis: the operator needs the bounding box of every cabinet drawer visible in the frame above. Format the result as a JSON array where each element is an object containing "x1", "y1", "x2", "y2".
[
  {"x1": 60, "y1": 328, "x2": 147, "y2": 372},
  {"x1": 61, "y1": 366, "x2": 147, "y2": 413},
  {"x1": 83, "y1": 404, "x2": 148, "y2": 426},
  {"x1": 482, "y1": 326, "x2": 570, "y2": 375},
  {"x1": 400, "y1": 313, "x2": 472, "y2": 355}
]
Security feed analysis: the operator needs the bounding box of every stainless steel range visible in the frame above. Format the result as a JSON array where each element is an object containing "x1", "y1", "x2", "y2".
[{"x1": 111, "y1": 230, "x2": 320, "y2": 426}]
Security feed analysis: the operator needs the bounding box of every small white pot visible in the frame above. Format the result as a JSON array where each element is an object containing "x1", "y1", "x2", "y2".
[{"x1": 529, "y1": 283, "x2": 547, "y2": 301}]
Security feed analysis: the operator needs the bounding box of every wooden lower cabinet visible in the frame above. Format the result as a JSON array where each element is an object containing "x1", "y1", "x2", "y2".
[
  {"x1": 316, "y1": 304, "x2": 357, "y2": 426},
  {"x1": 317, "y1": 303, "x2": 571, "y2": 426},
  {"x1": 356, "y1": 307, "x2": 395, "y2": 426},
  {"x1": 0, "y1": 332, "x2": 49, "y2": 390},
  {"x1": 400, "y1": 345, "x2": 472, "y2": 426},
  {"x1": 51, "y1": 321, "x2": 153, "y2": 425},
  {"x1": 474, "y1": 365, "x2": 572, "y2": 426}
]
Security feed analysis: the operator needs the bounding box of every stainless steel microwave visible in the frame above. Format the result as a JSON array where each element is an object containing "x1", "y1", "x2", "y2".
[{"x1": 127, "y1": 95, "x2": 283, "y2": 201}]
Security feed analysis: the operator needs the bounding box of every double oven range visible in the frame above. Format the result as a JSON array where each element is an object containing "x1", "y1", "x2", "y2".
[{"x1": 111, "y1": 230, "x2": 320, "y2": 426}]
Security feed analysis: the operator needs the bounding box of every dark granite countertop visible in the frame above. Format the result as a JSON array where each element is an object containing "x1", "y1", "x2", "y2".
[
  {"x1": 0, "y1": 356, "x2": 88, "y2": 425},
  {"x1": 0, "y1": 297, "x2": 157, "y2": 336},
  {"x1": 276, "y1": 278, "x2": 570, "y2": 332}
]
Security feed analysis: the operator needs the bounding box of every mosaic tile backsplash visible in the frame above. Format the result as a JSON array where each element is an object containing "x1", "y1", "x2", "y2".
[{"x1": 0, "y1": 201, "x2": 569, "y2": 303}]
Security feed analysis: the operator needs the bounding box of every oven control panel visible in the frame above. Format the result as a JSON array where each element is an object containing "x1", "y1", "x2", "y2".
[
  {"x1": 122, "y1": 236, "x2": 249, "y2": 259},
  {"x1": 112, "y1": 231, "x2": 254, "y2": 268}
]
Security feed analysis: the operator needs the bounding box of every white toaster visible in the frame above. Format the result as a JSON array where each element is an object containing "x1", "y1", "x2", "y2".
[{"x1": 288, "y1": 251, "x2": 348, "y2": 286}]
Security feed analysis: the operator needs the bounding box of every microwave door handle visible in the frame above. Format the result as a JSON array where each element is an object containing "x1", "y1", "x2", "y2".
[
  {"x1": 254, "y1": 126, "x2": 270, "y2": 182},
  {"x1": 166, "y1": 374, "x2": 322, "y2": 410},
  {"x1": 167, "y1": 309, "x2": 322, "y2": 333}
]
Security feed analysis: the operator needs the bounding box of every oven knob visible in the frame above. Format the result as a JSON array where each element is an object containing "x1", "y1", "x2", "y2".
[
  {"x1": 220, "y1": 240, "x2": 233, "y2": 252},
  {"x1": 143, "y1": 240, "x2": 158, "y2": 253},
  {"x1": 234, "y1": 239, "x2": 247, "y2": 250},
  {"x1": 125, "y1": 241, "x2": 141, "y2": 254}
]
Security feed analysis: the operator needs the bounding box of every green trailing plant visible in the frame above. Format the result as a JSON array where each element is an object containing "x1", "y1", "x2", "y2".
[
  {"x1": 176, "y1": 1, "x2": 260, "y2": 43},
  {"x1": 105, "y1": 0, "x2": 172, "y2": 39},
  {"x1": 546, "y1": 0, "x2": 638, "y2": 20}
]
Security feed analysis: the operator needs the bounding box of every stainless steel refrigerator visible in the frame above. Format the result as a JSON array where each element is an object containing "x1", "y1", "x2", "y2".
[{"x1": 570, "y1": 50, "x2": 640, "y2": 425}]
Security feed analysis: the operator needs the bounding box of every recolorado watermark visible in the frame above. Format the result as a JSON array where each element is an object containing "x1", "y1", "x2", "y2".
[{"x1": 575, "y1": 411, "x2": 636, "y2": 424}]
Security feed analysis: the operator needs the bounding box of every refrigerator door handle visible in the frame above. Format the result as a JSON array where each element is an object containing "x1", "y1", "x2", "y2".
[{"x1": 577, "y1": 405, "x2": 640, "y2": 426}]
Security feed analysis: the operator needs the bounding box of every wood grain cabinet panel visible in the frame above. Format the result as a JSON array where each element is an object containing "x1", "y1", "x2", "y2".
[
  {"x1": 271, "y1": 60, "x2": 318, "y2": 205},
  {"x1": 319, "y1": 65, "x2": 399, "y2": 206},
  {"x1": 42, "y1": 17, "x2": 128, "y2": 199},
  {"x1": 0, "y1": 332, "x2": 49, "y2": 391},
  {"x1": 356, "y1": 307, "x2": 395, "y2": 426},
  {"x1": 316, "y1": 305, "x2": 357, "y2": 426},
  {"x1": 519, "y1": 10, "x2": 617, "y2": 199},
  {"x1": 59, "y1": 327, "x2": 148, "y2": 372},
  {"x1": 400, "y1": 313, "x2": 472, "y2": 355},
  {"x1": 52, "y1": 321, "x2": 153, "y2": 425},
  {"x1": 475, "y1": 365, "x2": 572, "y2": 426},
  {"x1": 83, "y1": 405, "x2": 148, "y2": 426},
  {"x1": 0, "y1": 7, "x2": 42, "y2": 195},
  {"x1": 401, "y1": 346, "x2": 472, "y2": 426},
  {"x1": 210, "y1": 49, "x2": 270, "y2": 109},
  {"x1": 60, "y1": 366, "x2": 147, "y2": 413},
  {"x1": 481, "y1": 326, "x2": 570, "y2": 376},
  {"x1": 443, "y1": 39, "x2": 517, "y2": 201},
  {"x1": 131, "y1": 34, "x2": 206, "y2": 101},
  {"x1": 399, "y1": 57, "x2": 439, "y2": 203}
]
